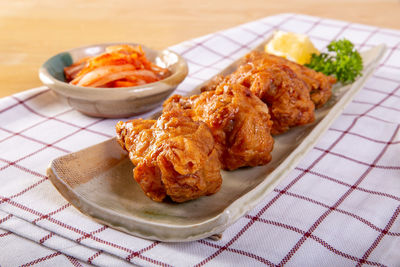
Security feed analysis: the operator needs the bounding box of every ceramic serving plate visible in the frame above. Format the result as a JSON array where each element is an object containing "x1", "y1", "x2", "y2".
[{"x1": 47, "y1": 40, "x2": 386, "y2": 242}]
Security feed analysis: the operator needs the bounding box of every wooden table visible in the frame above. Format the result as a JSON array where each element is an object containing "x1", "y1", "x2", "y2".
[{"x1": 1, "y1": 0, "x2": 399, "y2": 98}]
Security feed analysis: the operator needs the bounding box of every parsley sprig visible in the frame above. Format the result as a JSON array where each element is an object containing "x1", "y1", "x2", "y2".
[{"x1": 305, "y1": 39, "x2": 363, "y2": 84}]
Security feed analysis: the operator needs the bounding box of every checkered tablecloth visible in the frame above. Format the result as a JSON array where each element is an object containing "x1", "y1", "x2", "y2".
[{"x1": 1, "y1": 13, "x2": 399, "y2": 266}]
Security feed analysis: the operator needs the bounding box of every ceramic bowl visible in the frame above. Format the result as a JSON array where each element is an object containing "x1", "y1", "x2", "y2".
[{"x1": 39, "y1": 43, "x2": 188, "y2": 118}]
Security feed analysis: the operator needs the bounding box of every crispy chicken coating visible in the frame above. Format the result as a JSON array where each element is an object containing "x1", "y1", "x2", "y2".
[
  {"x1": 243, "y1": 51, "x2": 336, "y2": 108},
  {"x1": 116, "y1": 109, "x2": 222, "y2": 202},
  {"x1": 115, "y1": 51, "x2": 336, "y2": 203},
  {"x1": 226, "y1": 63, "x2": 315, "y2": 135},
  {"x1": 200, "y1": 51, "x2": 334, "y2": 134},
  {"x1": 164, "y1": 83, "x2": 274, "y2": 170}
]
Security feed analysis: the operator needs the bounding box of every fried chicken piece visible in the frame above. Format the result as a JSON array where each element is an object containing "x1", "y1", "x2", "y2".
[
  {"x1": 116, "y1": 109, "x2": 222, "y2": 202},
  {"x1": 164, "y1": 83, "x2": 274, "y2": 170},
  {"x1": 243, "y1": 51, "x2": 336, "y2": 108},
  {"x1": 227, "y1": 63, "x2": 315, "y2": 135},
  {"x1": 201, "y1": 62, "x2": 315, "y2": 134}
]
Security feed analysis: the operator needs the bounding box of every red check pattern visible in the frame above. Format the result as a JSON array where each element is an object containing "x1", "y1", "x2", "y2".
[{"x1": 0, "y1": 13, "x2": 399, "y2": 266}]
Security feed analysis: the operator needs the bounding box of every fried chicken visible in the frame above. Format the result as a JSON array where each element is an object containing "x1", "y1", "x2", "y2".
[
  {"x1": 200, "y1": 51, "x2": 336, "y2": 134},
  {"x1": 226, "y1": 63, "x2": 315, "y2": 135},
  {"x1": 115, "y1": 50, "x2": 335, "y2": 202},
  {"x1": 243, "y1": 51, "x2": 336, "y2": 108},
  {"x1": 164, "y1": 83, "x2": 274, "y2": 170},
  {"x1": 116, "y1": 109, "x2": 222, "y2": 202}
]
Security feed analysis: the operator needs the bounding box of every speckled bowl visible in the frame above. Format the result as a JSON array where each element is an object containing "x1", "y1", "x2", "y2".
[{"x1": 39, "y1": 43, "x2": 188, "y2": 118}]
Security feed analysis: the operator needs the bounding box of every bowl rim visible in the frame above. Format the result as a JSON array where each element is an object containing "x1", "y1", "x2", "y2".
[{"x1": 38, "y1": 42, "x2": 188, "y2": 98}]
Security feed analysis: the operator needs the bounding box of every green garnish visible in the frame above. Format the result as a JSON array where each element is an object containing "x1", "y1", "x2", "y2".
[{"x1": 305, "y1": 39, "x2": 363, "y2": 84}]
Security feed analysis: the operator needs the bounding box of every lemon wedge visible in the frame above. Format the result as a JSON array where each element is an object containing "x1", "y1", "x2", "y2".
[{"x1": 265, "y1": 31, "x2": 319, "y2": 65}]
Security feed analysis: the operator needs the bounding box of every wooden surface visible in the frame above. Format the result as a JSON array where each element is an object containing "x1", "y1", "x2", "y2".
[{"x1": 1, "y1": 0, "x2": 399, "y2": 97}]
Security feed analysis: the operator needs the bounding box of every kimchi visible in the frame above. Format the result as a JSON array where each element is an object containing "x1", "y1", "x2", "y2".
[{"x1": 64, "y1": 44, "x2": 170, "y2": 88}]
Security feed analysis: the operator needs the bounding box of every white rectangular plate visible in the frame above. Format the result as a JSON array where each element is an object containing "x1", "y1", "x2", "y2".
[{"x1": 47, "y1": 41, "x2": 386, "y2": 242}]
